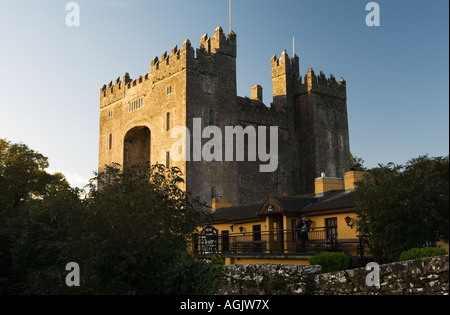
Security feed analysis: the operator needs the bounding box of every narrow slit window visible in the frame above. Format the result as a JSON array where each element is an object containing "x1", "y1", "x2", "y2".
[
  {"x1": 108, "y1": 134, "x2": 112, "y2": 150},
  {"x1": 166, "y1": 112, "x2": 171, "y2": 131},
  {"x1": 209, "y1": 109, "x2": 215, "y2": 126},
  {"x1": 166, "y1": 151, "x2": 170, "y2": 168}
]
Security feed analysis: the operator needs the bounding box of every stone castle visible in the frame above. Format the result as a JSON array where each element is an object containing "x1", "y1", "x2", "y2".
[{"x1": 99, "y1": 26, "x2": 350, "y2": 206}]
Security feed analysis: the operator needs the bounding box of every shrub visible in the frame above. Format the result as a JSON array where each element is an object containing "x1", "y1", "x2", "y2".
[
  {"x1": 211, "y1": 255, "x2": 225, "y2": 266},
  {"x1": 162, "y1": 253, "x2": 223, "y2": 295},
  {"x1": 309, "y1": 252, "x2": 350, "y2": 273},
  {"x1": 399, "y1": 247, "x2": 448, "y2": 262}
]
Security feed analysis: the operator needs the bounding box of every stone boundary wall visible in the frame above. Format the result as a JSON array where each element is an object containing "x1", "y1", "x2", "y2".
[{"x1": 215, "y1": 255, "x2": 449, "y2": 295}]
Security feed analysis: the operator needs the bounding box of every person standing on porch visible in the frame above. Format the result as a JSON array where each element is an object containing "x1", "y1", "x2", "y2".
[{"x1": 295, "y1": 216, "x2": 310, "y2": 252}]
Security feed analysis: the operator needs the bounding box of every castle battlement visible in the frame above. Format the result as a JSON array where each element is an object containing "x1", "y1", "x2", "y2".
[
  {"x1": 271, "y1": 51, "x2": 300, "y2": 79},
  {"x1": 298, "y1": 68, "x2": 347, "y2": 100},
  {"x1": 100, "y1": 27, "x2": 237, "y2": 108}
]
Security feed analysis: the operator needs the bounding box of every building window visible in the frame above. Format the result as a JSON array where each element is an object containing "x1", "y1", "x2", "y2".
[
  {"x1": 208, "y1": 109, "x2": 215, "y2": 126},
  {"x1": 203, "y1": 83, "x2": 214, "y2": 94},
  {"x1": 252, "y1": 225, "x2": 261, "y2": 241},
  {"x1": 166, "y1": 85, "x2": 173, "y2": 95},
  {"x1": 108, "y1": 134, "x2": 112, "y2": 150},
  {"x1": 166, "y1": 112, "x2": 171, "y2": 131},
  {"x1": 165, "y1": 151, "x2": 170, "y2": 168},
  {"x1": 129, "y1": 97, "x2": 144, "y2": 113},
  {"x1": 325, "y1": 218, "x2": 338, "y2": 240},
  {"x1": 221, "y1": 231, "x2": 230, "y2": 252},
  {"x1": 108, "y1": 110, "x2": 114, "y2": 118}
]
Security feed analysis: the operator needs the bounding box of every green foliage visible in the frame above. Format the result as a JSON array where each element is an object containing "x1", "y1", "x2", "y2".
[
  {"x1": 350, "y1": 153, "x2": 367, "y2": 172},
  {"x1": 309, "y1": 252, "x2": 350, "y2": 273},
  {"x1": 399, "y1": 247, "x2": 448, "y2": 262},
  {"x1": 161, "y1": 253, "x2": 222, "y2": 295},
  {"x1": 354, "y1": 155, "x2": 449, "y2": 262},
  {"x1": 0, "y1": 139, "x2": 55, "y2": 216},
  {"x1": 1, "y1": 138, "x2": 215, "y2": 294},
  {"x1": 211, "y1": 255, "x2": 225, "y2": 266}
]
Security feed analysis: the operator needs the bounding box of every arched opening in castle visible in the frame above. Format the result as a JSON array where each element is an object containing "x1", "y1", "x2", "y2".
[
  {"x1": 123, "y1": 126, "x2": 151, "y2": 170},
  {"x1": 99, "y1": 26, "x2": 350, "y2": 207}
]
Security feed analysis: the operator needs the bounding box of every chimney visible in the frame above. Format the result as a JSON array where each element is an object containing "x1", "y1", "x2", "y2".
[
  {"x1": 315, "y1": 174, "x2": 344, "y2": 196},
  {"x1": 211, "y1": 198, "x2": 232, "y2": 212},
  {"x1": 251, "y1": 85, "x2": 263, "y2": 102},
  {"x1": 344, "y1": 171, "x2": 366, "y2": 191}
]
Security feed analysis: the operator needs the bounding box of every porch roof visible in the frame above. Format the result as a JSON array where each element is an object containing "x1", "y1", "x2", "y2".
[
  {"x1": 200, "y1": 190, "x2": 356, "y2": 225},
  {"x1": 202, "y1": 202, "x2": 265, "y2": 225}
]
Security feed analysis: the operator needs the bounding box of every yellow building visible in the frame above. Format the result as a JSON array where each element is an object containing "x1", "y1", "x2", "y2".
[{"x1": 195, "y1": 171, "x2": 367, "y2": 266}]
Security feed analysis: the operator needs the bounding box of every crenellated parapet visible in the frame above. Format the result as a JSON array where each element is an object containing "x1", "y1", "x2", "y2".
[
  {"x1": 298, "y1": 68, "x2": 347, "y2": 100},
  {"x1": 271, "y1": 50, "x2": 299, "y2": 80},
  {"x1": 100, "y1": 26, "x2": 237, "y2": 108}
]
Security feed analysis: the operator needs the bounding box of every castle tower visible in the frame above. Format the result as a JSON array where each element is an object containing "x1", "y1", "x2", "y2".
[
  {"x1": 295, "y1": 68, "x2": 350, "y2": 194},
  {"x1": 185, "y1": 26, "x2": 239, "y2": 206},
  {"x1": 271, "y1": 50, "x2": 300, "y2": 111}
]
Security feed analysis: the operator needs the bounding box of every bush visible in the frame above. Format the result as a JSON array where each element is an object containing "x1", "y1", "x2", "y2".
[
  {"x1": 309, "y1": 252, "x2": 350, "y2": 273},
  {"x1": 162, "y1": 253, "x2": 222, "y2": 295},
  {"x1": 211, "y1": 255, "x2": 225, "y2": 265},
  {"x1": 399, "y1": 247, "x2": 448, "y2": 262}
]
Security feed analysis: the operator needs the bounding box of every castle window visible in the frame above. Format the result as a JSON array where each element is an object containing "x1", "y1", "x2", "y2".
[
  {"x1": 129, "y1": 97, "x2": 144, "y2": 113},
  {"x1": 166, "y1": 112, "x2": 171, "y2": 131},
  {"x1": 108, "y1": 110, "x2": 114, "y2": 118},
  {"x1": 108, "y1": 134, "x2": 112, "y2": 150},
  {"x1": 166, "y1": 85, "x2": 173, "y2": 95},
  {"x1": 203, "y1": 83, "x2": 214, "y2": 94},
  {"x1": 166, "y1": 151, "x2": 170, "y2": 168},
  {"x1": 209, "y1": 109, "x2": 215, "y2": 126}
]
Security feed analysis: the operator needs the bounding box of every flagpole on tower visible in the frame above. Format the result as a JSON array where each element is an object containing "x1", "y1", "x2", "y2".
[
  {"x1": 293, "y1": 36, "x2": 295, "y2": 56},
  {"x1": 229, "y1": 0, "x2": 232, "y2": 33}
]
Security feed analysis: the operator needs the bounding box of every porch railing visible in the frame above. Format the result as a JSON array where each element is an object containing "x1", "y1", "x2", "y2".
[{"x1": 193, "y1": 226, "x2": 367, "y2": 261}]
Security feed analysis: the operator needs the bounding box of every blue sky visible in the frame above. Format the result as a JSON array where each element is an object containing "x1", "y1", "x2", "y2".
[{"x1": 0, "y1": 0, "x2": 448, "y2": 188}]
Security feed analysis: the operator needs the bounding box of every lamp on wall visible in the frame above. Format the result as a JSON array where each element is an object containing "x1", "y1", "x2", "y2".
[
  {"x1": 345, "y1": 216, "x2": 353, "y2": 229},
  {"x1": 239, "y1": 226, "x2": 244, "y2": 234}
]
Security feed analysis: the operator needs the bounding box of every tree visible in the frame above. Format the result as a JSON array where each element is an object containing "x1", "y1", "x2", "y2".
[
  {"x1": 0, "y1": 139, "x2": 54, "y2": 216},
  {"x1": 78, "y1": 163, "x2": 211, "y2": 294},
  {"x1": 354, "y1": 155, "x2": 449, "y2": 262},
  {"x1": 0, "y1": 139, "x2": 73, "y2": 294},
  {"x1": 5, "y1": 159, "x2": 216, "y2": 295},
  {"x1": 350, "y1": 153, "x2": 367, "y2": 172}
]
